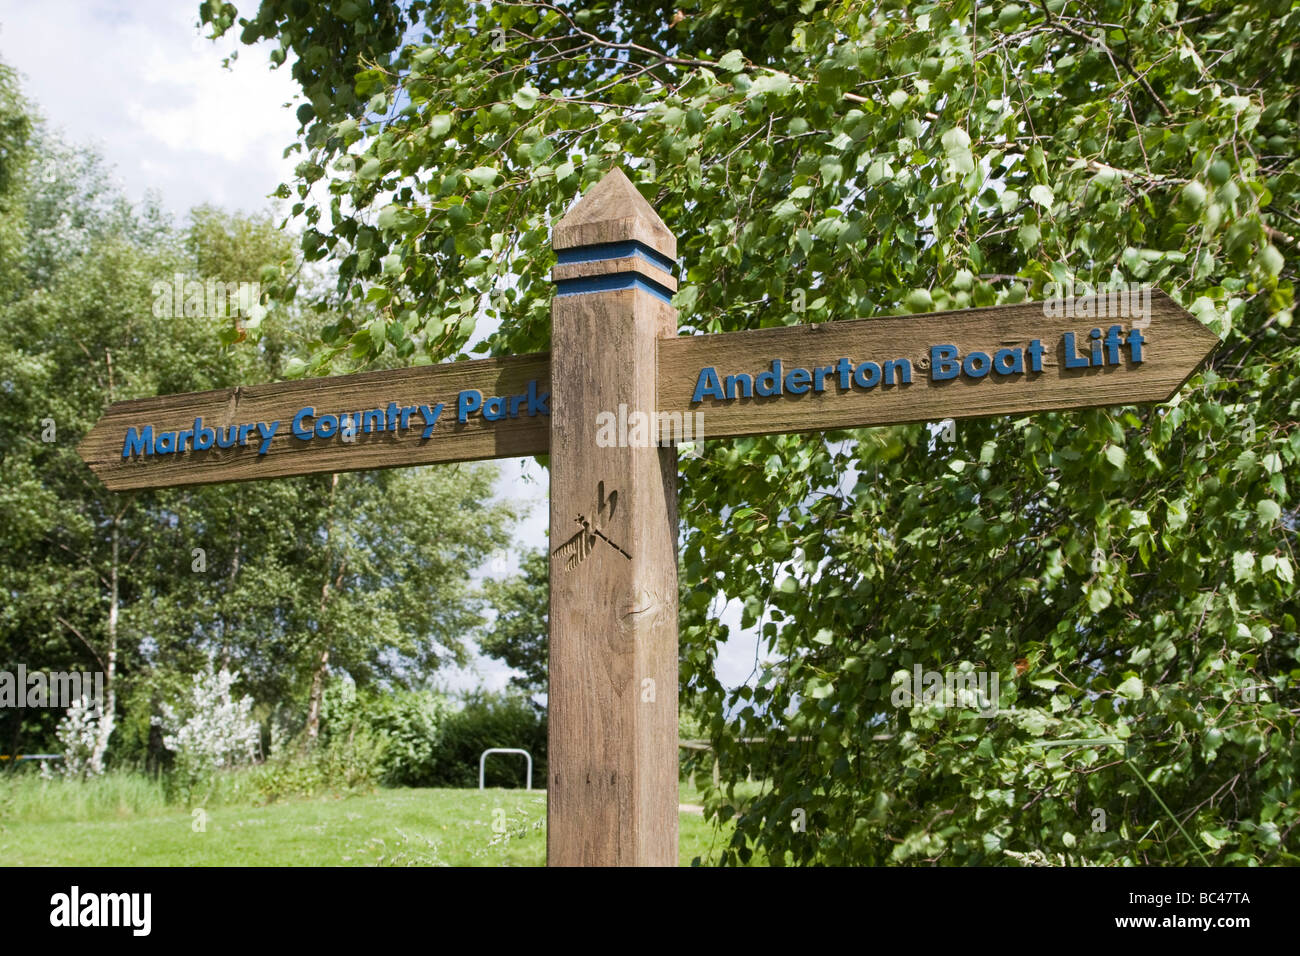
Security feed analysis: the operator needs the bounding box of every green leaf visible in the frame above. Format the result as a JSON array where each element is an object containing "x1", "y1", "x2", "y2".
[
  {"x1": 1029, "y1": 184, "x2": 1054, "y2": 207},
  {"x1": 466, "y1": 167, "x2": 500, "y2": 188},
  {"x1": 429, "y1": 114, "x2": 453, "y2": 138},
  {"x1": 1117, "y1": 676, "x2": 1144, "y2": 700},
  {"x1": 1275, "y1": 556, "x2": 1295, "y2": 585},
  {"x1": 512, "y1": 85, "x2": 540, "y2": 110},
  {"x1": 718, "y1": 50, "x2": 746, "y2": 73}
]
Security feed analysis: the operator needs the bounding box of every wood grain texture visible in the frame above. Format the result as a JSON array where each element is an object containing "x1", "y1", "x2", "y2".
[
  {"x1": 551, "y1": 167, "x2": 677, "y2": 259},
  {"x1": 79, "y1": 293, "x2": 1217, "y2": 493},
  {"x1": 551, "y1": 255, "x2": 678, "y2": 291},
  {"x1": 657, "y1": 291, "x2": 1219, "y2": 440},
  {"x1": 78, "y1": 353, "x2": 550, "y2": 491},
  {"x1": 548, "y1": 286, "x2": 680, "y2": 867}
]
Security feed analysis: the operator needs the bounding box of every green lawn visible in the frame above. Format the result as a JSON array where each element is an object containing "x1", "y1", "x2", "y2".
[{"x1": 0, "y1": 781, "x2": 745, "y2": 866}]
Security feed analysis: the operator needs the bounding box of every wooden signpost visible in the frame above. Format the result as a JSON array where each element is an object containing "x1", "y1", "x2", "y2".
[{"x1": 78, "y1": 168, "x2": 1220, "y2": 866}]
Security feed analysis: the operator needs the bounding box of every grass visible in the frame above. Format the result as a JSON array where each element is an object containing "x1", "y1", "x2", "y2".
[{"x1": 0, "y1": 775, "x2": 753, "y2": 866}]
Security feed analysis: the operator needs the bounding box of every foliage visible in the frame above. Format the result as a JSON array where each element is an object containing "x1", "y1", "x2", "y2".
[
  {"x1": 157, "y1": 664, "x2": 261, "y2": 798},
  {"x1": 0, "y1": 60, "x2": 31, "y2": 298},
  {"x1": 320, "y1": 684, "x2": 546, "y2": 787},
  {"x1": 232, "y1": 729, "x2": 386, "y2": 803},
  {"x1": 46, "y1": 695, "x2": 108, "y2": 780},
  {"x1": 204, "y1": 0, "x2": 1300, "y2": 865},
  {"x1": 0, "y1": 62, "x2": 519, "y2": 762},
  {"x1": 434, "y1": 692, "x2": 547, "y2": 788},
  {"x1": 480, "y1": 547, "x2": 549, "y2": 694},
  {"x1": 0, "y1": 769, "x2": 170, "y2": 823}
]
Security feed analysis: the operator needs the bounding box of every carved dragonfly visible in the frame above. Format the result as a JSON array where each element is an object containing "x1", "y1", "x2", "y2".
[{"x1": 552, "y1": 480, "x2": 631, "y2": 570}]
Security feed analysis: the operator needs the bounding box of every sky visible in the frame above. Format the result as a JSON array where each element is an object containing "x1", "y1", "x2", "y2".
[{"x1": 0, "y1": 0, "x2": 762, "y2": 695}]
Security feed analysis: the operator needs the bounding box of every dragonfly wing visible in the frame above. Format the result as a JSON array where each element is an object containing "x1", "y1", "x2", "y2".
[{"x1": 552, "y1": 529, "x2": 585, "y2": 571}]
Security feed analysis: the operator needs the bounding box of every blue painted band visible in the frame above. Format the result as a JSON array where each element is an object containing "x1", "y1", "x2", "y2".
[
  {"x1": 555, "y1": 241, "x2": 676, "y2": 275},
  {"x1": 554, "y1": 273, "x2": 675, "y2": 303}
]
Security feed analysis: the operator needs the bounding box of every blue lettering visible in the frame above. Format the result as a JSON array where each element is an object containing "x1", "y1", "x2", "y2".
[
  {"x1": 257, "y1": 421, "x2": 279, "y2": 455},
  {"x1": 316, "y1": 415, "x2": 338, "y2": 438},
  {"x1": 724, "y1": 373, "x2": 753, "y2": 399},
  {"x1": 292, "y1": 407, "x2": 315, "y2": 440},
  {"x1": 692, "y1": 367, "x2": 725, "y2": 403},
  {"x1": 993, "y1": 348, "x2": 1023, "y2": 374},
  {"x1": 457, "y1": 389, "x2": 483, "y2": 423},
  {"x1": 931, "y1": 345, "x2": 960, "y2": 381},
  {"x1": 1062, "y1": 332, "x2": 1090, "y2": 368},
  {"x1": 755, "y1": 361, "x2": 782, "y2": 397},
  {"x1": 883, "y1": 358, "x2": 912, "y2": 385},
  {"x1": 122, "y1": 425, "x2": 154, "y2": 458},
  {"x1": 526, "y1": 379, "x2": 550, "y2": 416},
  {"x1": 193, "y1": 418, "x2": 214, "y2": 450},
  {"x1": 418, "y1": 403, "x2": 444, "y2": 438},
  {"x1": 962, "y1": 351, "x2": 991, "y2": 378},
  {"x1": 853, "y1": 361, "x2": 881, "y2": 389}
]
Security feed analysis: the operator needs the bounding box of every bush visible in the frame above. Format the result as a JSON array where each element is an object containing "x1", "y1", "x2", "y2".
[
  {"x1": 46, "y1": 695, "x2": 108, "y2": 780},
  {"x1": 434, "y1": 692, "x2": 546, "y2": 789},
  {"x1": 156, "y1": 664, "x2": 261, "y2": 803},
  {"x1": 318, "y1": 685, "x2": 545, "y2": 788},
  {"x1": 225, "y1": 728, "x2": 386, "y2": 804}
]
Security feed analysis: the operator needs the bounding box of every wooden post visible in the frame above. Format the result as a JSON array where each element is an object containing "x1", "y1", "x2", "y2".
[{"x1": 547, "y1": 168, "x2": 680, "y2": 866}]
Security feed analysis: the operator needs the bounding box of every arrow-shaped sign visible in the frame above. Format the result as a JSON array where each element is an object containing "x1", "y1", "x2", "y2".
[{"x1": 77, "y1": 291, "x2": 1218, "y2": 492}]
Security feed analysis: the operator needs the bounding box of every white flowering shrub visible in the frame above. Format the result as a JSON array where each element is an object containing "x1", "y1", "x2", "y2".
[
  {"x1": 157, "y1": 664, "x2": 261, "y2": 797},
  {"x1": 46, "y1": 694, "x2": 106, "y2": 779}
]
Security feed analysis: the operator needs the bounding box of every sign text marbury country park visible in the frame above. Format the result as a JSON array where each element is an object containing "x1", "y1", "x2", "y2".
[{"x1": 78, "y1": 168, "x2": 1219, "y2": 865}]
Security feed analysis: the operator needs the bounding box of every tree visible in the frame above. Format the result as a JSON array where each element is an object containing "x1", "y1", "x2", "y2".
[
  {"x1": 0, "y1": 64, "x2": 518, "y2": 762},
  {"x1": 481, "y1": 547, "x2": 549, "y2": 695},
  {"x1": 0, "y1": 60, "x2": 31, "y2": 299},
  {"x1": 202, "y1": 1, "x2": 1299, "y2": 866}
]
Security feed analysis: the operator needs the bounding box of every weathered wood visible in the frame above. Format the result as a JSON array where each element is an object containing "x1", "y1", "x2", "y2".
[
  {"x1": 78, "y1": 352, "x2": 550, "y2": 490},
  {"x1": 78, "y1": 292, "x2": 1216, "y2": 493},
  {"x1": 657, "y1": 291, "x2": 1219, "y2": 440},
  {"x1": 547, "y1": 168, "x2": 680, "y2": 867}
]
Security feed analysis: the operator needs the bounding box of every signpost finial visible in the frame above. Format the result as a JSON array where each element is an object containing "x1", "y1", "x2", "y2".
[{"x1": 552, "y1": 166, "x2": 676, "y2": 260}]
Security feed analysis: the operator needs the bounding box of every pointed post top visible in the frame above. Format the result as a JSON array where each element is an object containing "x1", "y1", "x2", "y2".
[{"x1": 552, "y1": 167, "x2": 676, "y2": 260}]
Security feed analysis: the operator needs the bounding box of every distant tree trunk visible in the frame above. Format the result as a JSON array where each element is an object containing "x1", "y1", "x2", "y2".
[
  {"x1": 305, "y1": 646, "x2": 330, "y2": 743},
  {"x1": 304, "y1": 473, "x2": 340, "y2": 744},
  {"x1": 90, "y1": 512, "x2": 119, "y2": 773},
  {"x1": 90, "y1": 348, "x2": 119, "y2": 773},
  {"x1": 220, "y1": 504, "x2": 241, "y2": 671}
]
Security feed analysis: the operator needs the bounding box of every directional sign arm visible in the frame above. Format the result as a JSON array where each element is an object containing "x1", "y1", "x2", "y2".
[
  {"x1": 656, "y1": 290, "x2": 1220, "y2": 441},
  {"x1": 78, "y1": 352, "x2": 551, "y2": 491}
]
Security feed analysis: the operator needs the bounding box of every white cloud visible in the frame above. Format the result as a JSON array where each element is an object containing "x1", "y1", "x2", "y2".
[{"x1": 0, "y1": 0, "x2": 301, "y2": 216}]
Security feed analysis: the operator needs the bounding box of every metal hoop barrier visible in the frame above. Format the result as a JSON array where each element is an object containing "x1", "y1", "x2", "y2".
[{"x1": 478, "y1": 747, "x2": 533, "y2": 790}]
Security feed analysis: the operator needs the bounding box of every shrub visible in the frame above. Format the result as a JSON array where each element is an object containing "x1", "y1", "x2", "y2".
[
  {"x1": 435, "y1": 692, "x2": 546, "y2": 789},
  {"x1": 156, "y1": 664, "x2": 260, "y2": 801},
  {"x1": 45, "y1": 695, "x2": 107, "y2": 780}
]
